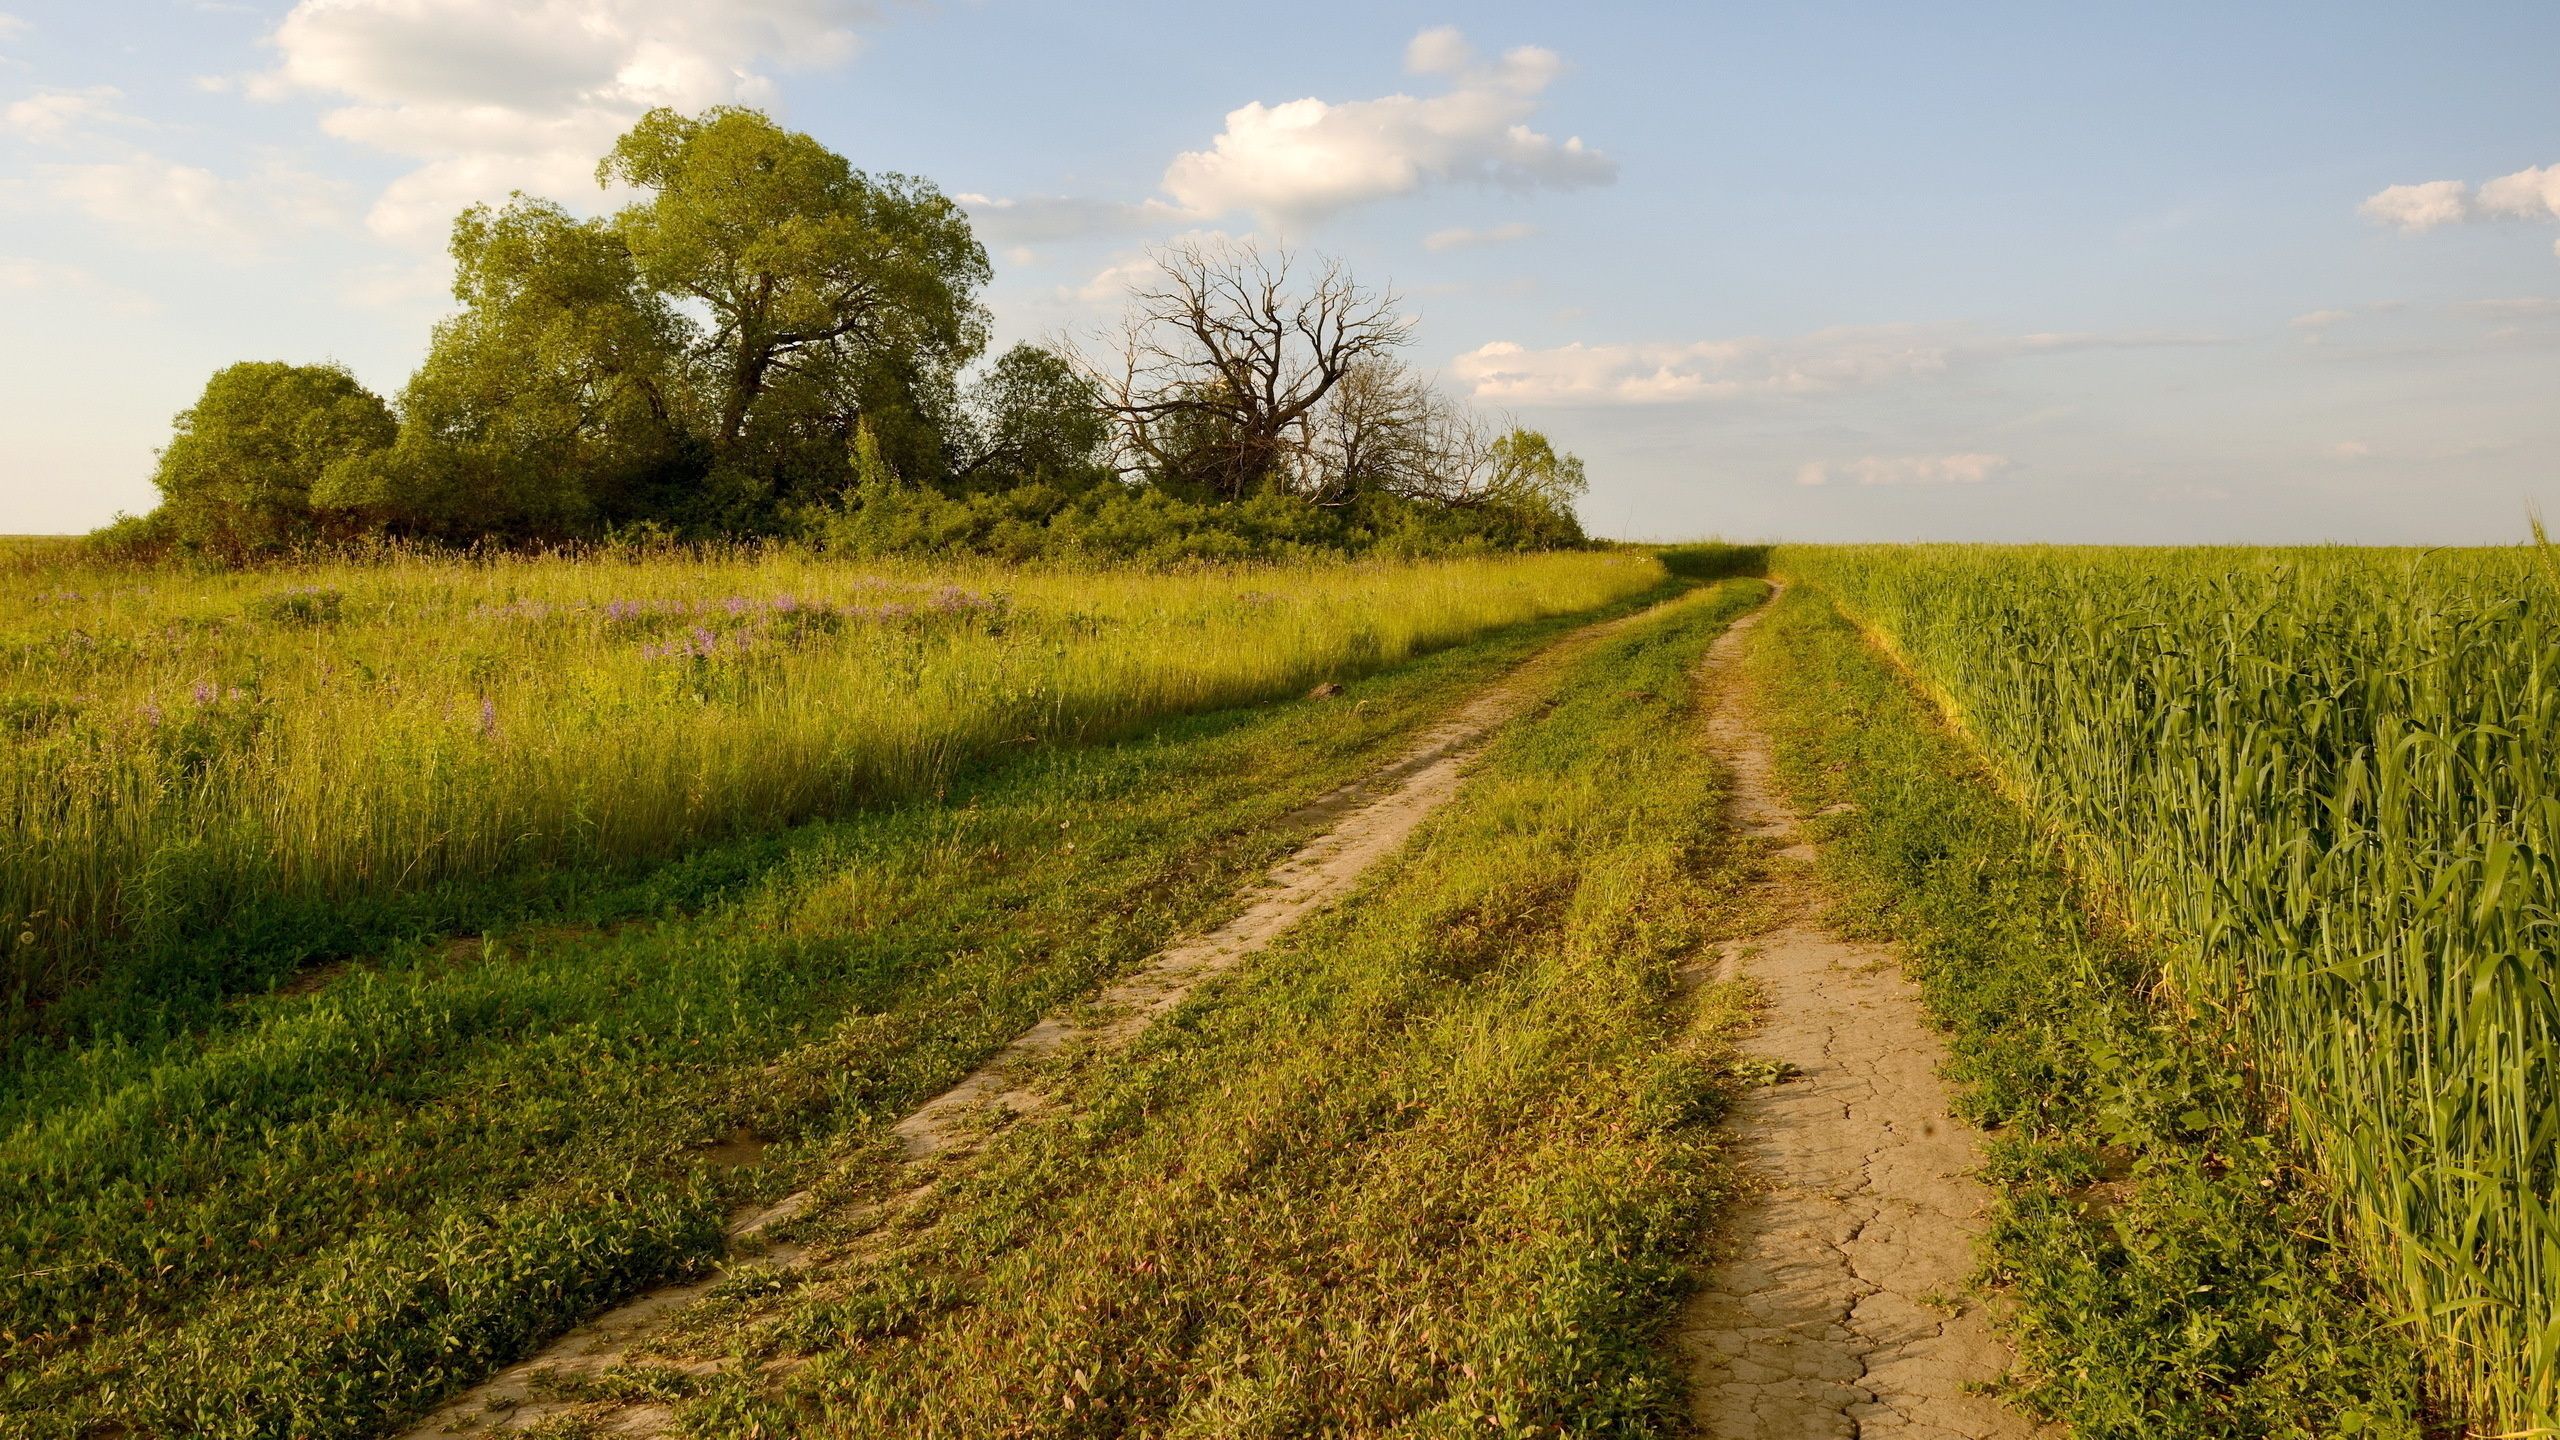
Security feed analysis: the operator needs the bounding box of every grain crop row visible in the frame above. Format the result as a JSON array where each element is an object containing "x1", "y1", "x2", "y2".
[{"x1": 1782, "y1": 543, "x2": 2558, "y2": 1431}]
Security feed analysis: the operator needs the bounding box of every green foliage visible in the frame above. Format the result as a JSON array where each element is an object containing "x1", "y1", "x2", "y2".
[
  {"x1": 601, "y1": 104, "x2": 990, "y2": 508},
  {"x1": 1783, "y1": 543, "x2": 2558, "y2": 1432},
  {"x1": 1479, "y1": 427, "x2": 1591, "y2": 546},
  {"x1": 0, "y1": 582, "x2": 1684, "y2": 1437},
  {"x1": 319, "y1": 197, "x2": 696, "y2": 540},
  {"x1": 947, "y1": 343, "x2": 1112, "y2": 494},
  {"x1": 806, "y1": 479, "x2": 1586, "y2": 563},
  {"x1": 102, "y1": 110, "x2": 1598, "y2": 561},
  {"x1": 1747, "y1": 579, "x2": 2430, "y2": 1438},
  {"x1": 1652, "y1": 542, "x2": 1771, "y2": 581},
  {"x1": 141, "y1": 362, "x2": 397, "y2": 560},
  {"x1": 0, "y1": 548, "x2": 1655, "y2": 1018},
  {"x1": 632, "y1": 581, "x2": 1769, "y2": 1436}
]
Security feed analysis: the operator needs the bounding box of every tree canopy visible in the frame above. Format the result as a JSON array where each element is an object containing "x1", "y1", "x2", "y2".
[
  {"x1": 109, "y1": 107, "x2": 1591, "y2": 562},
  {"x1": 133, "y1": 361, "x2": 395, "y2": 560}
]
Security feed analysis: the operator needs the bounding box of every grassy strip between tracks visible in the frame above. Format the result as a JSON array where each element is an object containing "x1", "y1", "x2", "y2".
[
  {"x1": 537, "y1": 578, "x2": 1774, "y2": 1438},
  {"x1": 0, "y1": 575, "x2": 1697, "y2": 1440},
  {"x1": 1745, "y1": 584, "x2": 2432, "y2": 1440}
]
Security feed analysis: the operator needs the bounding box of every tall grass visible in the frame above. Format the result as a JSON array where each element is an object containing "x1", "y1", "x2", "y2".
[
  {"x1": 0, "y1": 579, "x2": 1683, "y2": 1437},
  {"x1": 596, "y1": 582, "x2": 1771, "y2": 1436},
  {"x1": 1, "y1": 547, "x2": 1657, "y2": 1010},
  {"x1": 1781, "y1": 543, "x2": 2558, "y2": 1431}
]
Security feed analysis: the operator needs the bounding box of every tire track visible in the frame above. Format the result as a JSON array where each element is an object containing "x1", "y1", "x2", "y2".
[
  {"x1": 394, "y1": 589, "x2": 1709, "y2": 1438},
  {"x1": 1676, "y1": 597, "x2": 2054, "y2": 1440}
]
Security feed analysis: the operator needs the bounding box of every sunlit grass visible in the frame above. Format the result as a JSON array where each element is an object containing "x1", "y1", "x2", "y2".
[{"x1": 0, "y1": 546, "x2": 1658, "y2": 1007}]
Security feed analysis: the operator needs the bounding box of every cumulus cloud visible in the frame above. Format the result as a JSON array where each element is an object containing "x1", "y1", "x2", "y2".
[
  {"x1": 0, "y1": 255, "x2": 158, "y2": 315},
  {"x1": 1795, "y1": 453, "x2": 2013, "y2": 487},
  {"x1": 2361, "y1": 179, "x2": 2476, "y2": 232},
  {"x1": 1423, "y1": 220, "x2": 1536, "y2": 252},
  {"x1": 1451, "y1": 322, "x2": 2222, "y2": 406},
  {"x1": 1158, "y1": 29, "x2": 1611, "y2": 228},
  {"x1": 970, "y1": 27, "x2": 1612, "y2": 242},
  {"x1": 2363, "y1": 164, "x2": 2560, "y2": 256},
  {"x1": 254, "y1": 0, "x2": 872, "y2": 243}
]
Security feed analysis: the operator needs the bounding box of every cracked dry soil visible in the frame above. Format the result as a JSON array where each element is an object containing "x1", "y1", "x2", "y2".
[{"x1": 1675, "y1": 602, "x2": 2054, "y2": 1440}]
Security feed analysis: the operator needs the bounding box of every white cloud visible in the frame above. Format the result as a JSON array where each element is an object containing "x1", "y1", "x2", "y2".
[
  {"x1": 0, "y1": 255, "x2": 158, "y2": 315},
  {"x1": 1159, "y1": 29, "x2": 1612, "y2": 229},
  {"x1": 2361, "y1": 165, "x2": 2560, "y2": 256},
  {"x1": 970, "y1": 27, "x2": 1612, "y2": 242},
  {"x1": 1066, "y1": 253, "x2": 1166, "y2": 305},
  {"x1": 2331, "y1": 440, "x2": 2371, "y2": 459},
  {"x1": 1796, "y1": 453, "x2": 2013, "y2": 487},
  {"x1": 958, "y1": 193, "x2": 1192, "y2": 245},
  {"x1": 3, "y1": 87, "x2": 145, "y2": 140},
  {"x1": 2479, "y1": 165, "x2": 2560, "y2": 220},
  {"x1": 1451, "y1": 322, "x2": 2223, "y2": 406},
  {"x1": 2460, "y1": 296, "x2": 2560, "y2": 318},
  {"x1": 2289, "y1": 309, "x2": 2351, "y2": 328},
  {"x1": 38, "y1": 155, "x2": 349, "y2": 254},
  {"x1": 2361, "y1": 179, "x2": 2475, "y2": 232},
  {"x1": 1423, "y1": 220, "x2": 1536, "y2": 252},
  {"x1": 2, "y1": 85, "x2": 350, "y2": 253},
  {"x1": 256, "y1": 0, "x2": 872, "y2": 244}
]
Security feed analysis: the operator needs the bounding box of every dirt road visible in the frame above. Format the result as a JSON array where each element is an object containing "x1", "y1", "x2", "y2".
[
  {"x1": 394, "y1": 590, "x2": 1707, "y2": 1438},
  {"x1": 1675, "y1": 599, "x2": 2051, "y2": 1439}
]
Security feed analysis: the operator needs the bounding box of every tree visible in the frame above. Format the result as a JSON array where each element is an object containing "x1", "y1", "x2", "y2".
[
  {"x1": 948, "y1": 344, "x2": 1112, "y2": 494},
  {"x1": 1082, "y1": 239, "x2": 1407, "y2": 501},
  {"x1": 145, "y1": 362, "x2": 395, "y2": 559},
  {"x1": 315, "y1": 196, "x2": 695, "y2": 539},
  {"x1": 599, "y1": 106, "x2": 991, "y2": 505},
  {"x1": 1478, "y1": 428, "x2": 1590, "y2": 544}
]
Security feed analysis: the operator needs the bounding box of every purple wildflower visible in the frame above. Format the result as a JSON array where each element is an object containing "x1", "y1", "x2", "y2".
[
  {"x1": 191, "y1": 681, "x2": 214, "y2": 706},
  {"x1": 692, "y1": 625, "x2": 716, "y2": 654},
  {"x1": 141, "y1": 702, "x2": 163, "y2": 728},
  {"x1": 723, "y1": 596, "x2": 751, "y2": 616},
  {"x1": 477, "y1": 697, "x2": 498, "y2": 738}
]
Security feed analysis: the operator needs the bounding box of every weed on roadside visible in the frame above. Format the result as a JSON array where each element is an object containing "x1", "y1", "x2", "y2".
[{"x1": 1744, "y1": 585, "x2": 2429, "y2": 1440}]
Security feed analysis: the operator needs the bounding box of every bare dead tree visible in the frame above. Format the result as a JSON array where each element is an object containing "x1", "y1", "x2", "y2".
[{"x1": 1076, "y1": 239, "x2": 1409, "y2": 501}]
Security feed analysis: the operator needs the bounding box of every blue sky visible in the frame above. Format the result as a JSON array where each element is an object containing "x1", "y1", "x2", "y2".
[{"x1": 4, "y1": 0, "x2": 2558, "y2": 542}]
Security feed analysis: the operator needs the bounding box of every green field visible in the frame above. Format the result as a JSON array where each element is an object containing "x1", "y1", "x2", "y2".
[
  {"x1": 1782, "y1": 544, "x2": 2557, "y2": 1434},
  {"x1": 0, "y1": 545, "x2": 1649, "y2": 1020},
  {"x1": 5, "y1": 541, "x2": 2553, "y2": 1437}
]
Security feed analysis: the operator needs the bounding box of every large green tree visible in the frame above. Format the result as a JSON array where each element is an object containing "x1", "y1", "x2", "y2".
[
  {"x1": 318, "y1": 197, "x2": 695, "y2": 539},
  {"x1": 948, "y1": 344, "x2": 1112, "y2": 494},
  {"x1": 142, "y1": 362, "x2": 395, "y2": 559},
  {"x1": 599, "y1": 105, "x2": 991, "y2": 510}
]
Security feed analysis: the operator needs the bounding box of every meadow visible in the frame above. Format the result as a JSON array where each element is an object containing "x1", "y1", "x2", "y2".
[
  {"x1": 10, "y1": 534, "x2": 2553, "y2": 1439},
  {"x1": 0, "y1": 547, "x2": 1680, "y2": 1436},
  {"x1": 1779, "y1": 544, "x2": 2558, "y2": 1434},
  {"x1": 0, "y1": 544, "x2": 1654, "y2": 1025}
]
